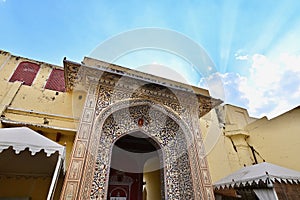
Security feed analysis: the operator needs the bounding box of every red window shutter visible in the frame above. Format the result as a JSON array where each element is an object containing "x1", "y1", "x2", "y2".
[
  {"x1": 9, "y1": 61, "x2": 40, "y2": 86},
  {"x1": 45, "y1": 69, "x2": 66, "y2": 92}
]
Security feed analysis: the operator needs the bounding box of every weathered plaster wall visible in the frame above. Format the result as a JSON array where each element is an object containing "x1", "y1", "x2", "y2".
[
  {"x1": 0, "y1": 50, "x2": 86, "y2": 167},
  {"x1": 246, "y1": 106, "x2": 300, "y2": 172},
  {"x1": 200, "y1": 107, "x2": 254, "y2": 183},
  {"x1": 202, "y1": 104, "x2": 300, "y2": 184}
]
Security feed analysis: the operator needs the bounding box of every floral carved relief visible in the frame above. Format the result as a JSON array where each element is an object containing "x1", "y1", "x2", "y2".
[
  {"x1": 61, "y1": 63, "x2": 219, "y2": 200},
  {"x1": 87, "y1": 103, "x2": 195, "y2": 199}
]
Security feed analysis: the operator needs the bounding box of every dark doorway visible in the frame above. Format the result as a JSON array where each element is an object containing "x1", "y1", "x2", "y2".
[{"x1": 108, "y1": 132, "x2": 163, "y2": 200}]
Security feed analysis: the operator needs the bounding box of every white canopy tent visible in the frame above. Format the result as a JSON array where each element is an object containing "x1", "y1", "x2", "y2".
[
  {"x1": 0, "y1": 127, "x2": 66, "y2": 200},
  {"x1": 214, "y1": 162, "x2": 300, "y2": 200}
]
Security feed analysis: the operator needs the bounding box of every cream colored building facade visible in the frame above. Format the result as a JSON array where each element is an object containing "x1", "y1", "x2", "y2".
[
  {"x1": 0, "y1": 50, "x2": 85, "y2": 199},
  {"x1": 0, "y1": 50, "x2": 299, "y2": 199},
  {"x1": 0, "y1": 50, "x2": 84, "y2": 165},
  {"x1": 201, "y1": 104, "x2": 300, "y2": 183}
]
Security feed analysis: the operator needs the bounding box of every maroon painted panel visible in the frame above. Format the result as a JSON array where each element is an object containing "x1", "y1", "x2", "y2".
[
  {"x1": 9, "y1": 61, "x2": 40, "y2": 86},
  {"x1": 108, "y1": 168, "x2": 143, "y2": 200},
  {"x1": 45, "y1": 69, "x2": 65, "y2": 92}
]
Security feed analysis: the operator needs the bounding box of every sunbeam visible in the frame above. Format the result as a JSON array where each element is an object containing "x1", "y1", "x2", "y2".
[{"x1": 219, "y1": 0, "x2": 239, "y2": 73}]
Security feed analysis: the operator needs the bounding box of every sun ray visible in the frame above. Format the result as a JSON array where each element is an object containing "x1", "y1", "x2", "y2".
[{"x1": 219, "y1": 0, "x2": 240, "y2": 73}]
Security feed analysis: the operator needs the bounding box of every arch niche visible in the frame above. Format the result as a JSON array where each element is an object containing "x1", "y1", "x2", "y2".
[
  {"x1": 90, "y1": 99, "x2": 195, "y2": 200},
  {"x1": 109, "y1": 131, "x2": 163, "y2": 200}
]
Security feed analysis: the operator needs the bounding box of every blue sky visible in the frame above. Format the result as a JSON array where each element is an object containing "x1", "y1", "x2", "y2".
[{"x1": 1, "y1": 0, "x2": 300, "y2": 119}]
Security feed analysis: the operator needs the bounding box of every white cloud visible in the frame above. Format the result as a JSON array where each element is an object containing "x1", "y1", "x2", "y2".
[
  {"x1": 235, "y1": 55, "x2": 249, "y2": 60},
  {"x1": 234, "y1": 49, "x2": 249, "y2": 60},
  {"x1": 279, "y1": 53, "x2": 300, "y2": 73},
  {"x1": 201, "y1": 52, "x2": 300, "y2": 119},
  {"x1": 292, "y1": 86, "x2": 300, "y2": 99},
  {"x1": 199, "y1": 72, "x2": 248, "y2": 107},
  {"x1": 250, "y1": 54, "x2": 282, "y2": 89},
  {"x1": 236, "y1": 53, "x2": 300, "y2": 118}
]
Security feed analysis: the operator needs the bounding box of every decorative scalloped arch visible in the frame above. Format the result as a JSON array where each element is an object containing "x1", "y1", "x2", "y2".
[{"x1": 80, "y1": 99, "x2": 199, "y2": 200}]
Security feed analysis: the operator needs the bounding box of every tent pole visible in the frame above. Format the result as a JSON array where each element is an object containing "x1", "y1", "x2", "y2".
[
  {"x1": 272, "y1": 188, "x2": 279, "y2": 200},
  {"x1": 47, "y1": 155, "x2": 62, "y2": 200}
]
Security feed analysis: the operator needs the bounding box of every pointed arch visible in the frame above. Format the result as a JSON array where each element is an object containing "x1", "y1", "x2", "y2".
[{"x1": 80, "y1": 99, "x2": 200, "y2": 199}]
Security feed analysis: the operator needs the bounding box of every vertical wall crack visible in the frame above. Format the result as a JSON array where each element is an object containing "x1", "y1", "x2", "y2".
[{"x1": 247, "y1": 142, "x2": 265, "y2": 164}]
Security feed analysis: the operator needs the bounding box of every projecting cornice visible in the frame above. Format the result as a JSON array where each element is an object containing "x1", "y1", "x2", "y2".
[
  {"x1": 63, "y1": 57, "x2": 222, "y2": 117},
  {"x1": 63, "y1": 57, "x2": 81, "y2": 92}
]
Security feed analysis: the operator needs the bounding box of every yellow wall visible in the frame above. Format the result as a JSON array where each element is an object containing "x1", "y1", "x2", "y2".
[
  {"x1": 246, "y1": 106, "x2": 300, "y2": 171},
  {"x1": 143, "y1": 170, "x2": 162, "y2": 200},
  {"x1": 0, "y1": 50, "x2": 87, "y2": 167},
  {"x1": 0, "y1": 51, "x2": 85, "y2": 128},
  {"x1": 200, "y1": 107, "x2": 252, "y2": 182},
  {"x1": 0, "y1": 50, "x2": 88, "y2": 198},
  {"x1": 201, "y1": 104, "x2": 300, "y2": 183}
]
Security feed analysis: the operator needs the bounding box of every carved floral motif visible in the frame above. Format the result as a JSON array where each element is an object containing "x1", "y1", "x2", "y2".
[
  {"x1": 90, "y1": 104, "x2": 194, "y2": 199},
  {"x1": 61, "y1": 62, "x2": 219, "y2": 200}
]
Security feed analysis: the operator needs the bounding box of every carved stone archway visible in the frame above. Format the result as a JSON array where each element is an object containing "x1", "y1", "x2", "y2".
[
  {"x1": 87, "y1": 99, "x2": 195, "y2": 199},
  {"x1": 60, "y1": 58, "x2": 222, "y2": 200}
]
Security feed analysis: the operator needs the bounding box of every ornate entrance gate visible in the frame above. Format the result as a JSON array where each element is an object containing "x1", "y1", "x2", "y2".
[{"x1": 60, "y1": 57, "x2": 222, "y2": 200}]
